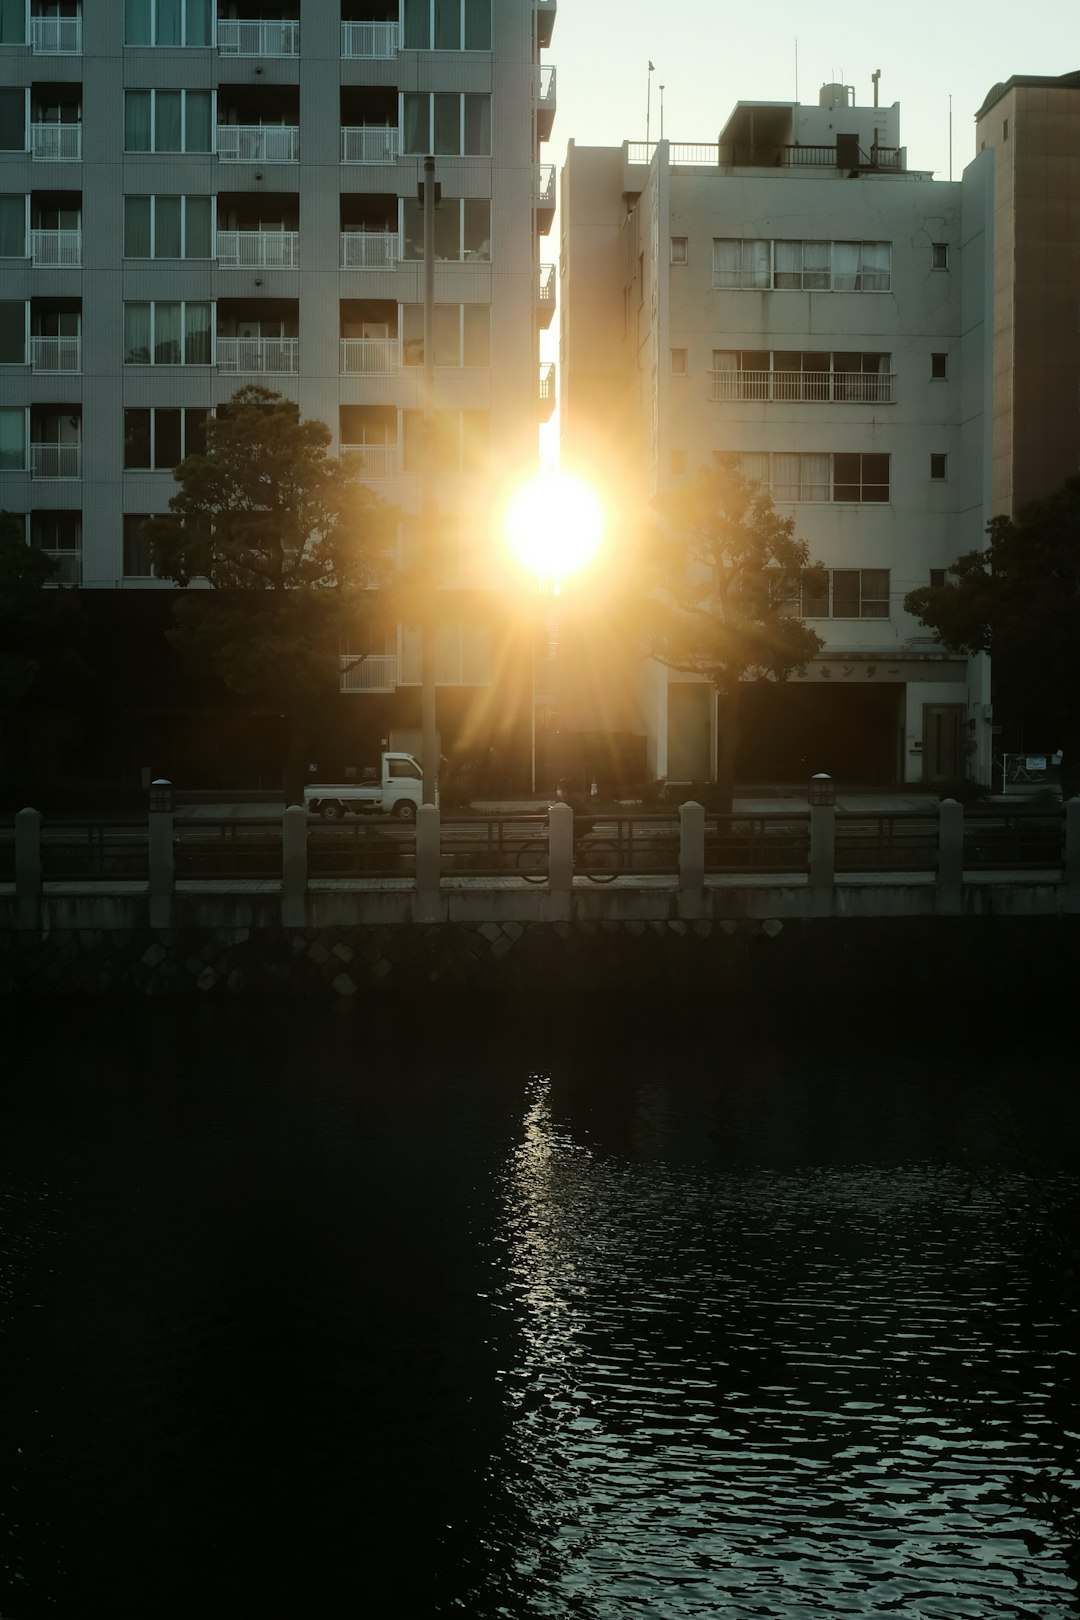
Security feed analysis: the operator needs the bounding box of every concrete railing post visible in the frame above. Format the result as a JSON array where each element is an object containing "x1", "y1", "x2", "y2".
[
  {"x1": 808, "y1": 803, "x2": 835, "y2": 914},
  {"x1": 1065, "y1": 797, "x2": 1080, "y2": 911},
  {"x1": 281, "y1": 803, "x2": 308, "y2": 927},
  {"x1": 548, "y1": 801, "x2": 573, "y2": 916},
  {"x1": 679, "y1": 800, "x2": 705, "y2": 902},
  {"x1": 415, "y1": 804, "x2": 441, "y2": 919},
  {"x1": 936, "y1": 797, "x2": 964, "y2": 915},
  {"x1": 15, "y1": 807, "x2": 42, "y2": 929},
  {"x1": 148, "y1": 781, "x2": 174, "y2": 929}
]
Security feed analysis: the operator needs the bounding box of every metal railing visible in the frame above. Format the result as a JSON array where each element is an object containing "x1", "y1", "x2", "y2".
[
  {"x1": 963, "y1": 808, "x2": 1064, "y2": 870},
  {"x1": 30, "y1": 123, "x2": 81, "y2": 161},
  {"x1": 535, "y1": 163, "x2": 555, "y2": 206},
  {"x1": 216, "y1": 125, "x2": 299, "y2": 163},
  {"x1": 217, "y1": 17, "x2": 298, "y2": 55},
  {"x1": 216, "y1": 336, "x2": 299, "y2": 373},
  {"x1": 340, "y1": 230, "x2": 400, "y2": 268},
  {"x1": 340, "y1": 19, "x2": 398, "y2": 57},
  {"x1": 539, "y1": 360, "x2": 555, "y2": 402},
  {"x1": 536, "y1": 63, "x2": 556, "y2": 109},
  {"x1": 340, "y1": 126, "x2": 399, "y2": 164},
  {"x1": 340, "y1": 442, "x2": 399, "y2": 477},
  {"x1": 340, "y1": 336, "x2": 399, "y2": 375},
  {"x1": 339, "y1": 654, "x2": 397, "y2": 692},
  {"x1": 39, "y1": 821, "x2": 147, "y2": 882},
  {"x1": 216, "y1": 230, "x2": 299, "y2": 268},
  {"x1": 31, "y1": 227, "x2": 81, "y2": 266},
  {"x1": 835, "y1": 813, "x2": 939, "y2": 873},
  {"x1": 40, "y1": 550, "x2": 81, "y2": 584},
  {"x1": 30, "y1": 441, "x2": 81, "y2": 478},
  {"x1": 309, "y1": 821, "x2": 414, "y2": 879},
  {"x1": 440, "y1": 814, "x2": 549, "y2": 879},
  {"x1": 30, "y1": 334, "x2": 81, "y2": 372},
  {"x1": 538, "y1": 262, "x2": 555, "y2": 307},
  {"x1": 31, "y1": 13, "x2": 82, "y2": 52},
  {"x1": 705, "y1": 813, "x2": 810, "y2": 873},
  {"x1": 173, "y1": 818, "x2": 283, "y2": 880},
  {"x1": 709, "y1": 369, "x2": 895, "y2": 405}
]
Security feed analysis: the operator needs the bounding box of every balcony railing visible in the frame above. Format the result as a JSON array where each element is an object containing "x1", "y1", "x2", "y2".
[
  {"x1": 216, "y1": 125, "x2": 299, "y2": 163},
  {"x1": 340, "y1": 126, "x2": 399, "y2": 165},
  {"x1": 538, "y1": 262, "x2": 555, "y2": 319},
  {"x1": 340, "y1": 337, "x2": 399, "y2": 375},
  {"x1": 340, "y1": 230, "x2": 399, "y2": 269},
  {"x1": 341, "y1": 442, "x2": 399, "y2": 478},
  {"x1": 31, "y1": 14, "x2": 82, "y2": 53},
  {"x1": 216, "y1": 229, "x2": 299, "y2": 268},
  {"x1": 216, "y1": 336, "x2": 299, "y2": 373},
  {"x1": 30, "y1": 123, "x2": 82, "y2": 161},
  {"x1": 30, "y1": 335, "x2": 81, "y2": 372},
  {"x1": 31, "y1": 442, "x2": 81, "y2": 478},
  {"x1": 39, "y1": 551, "x2": 82, "y2": 584},
  {"x1": 535, "y1": 163, "x2": 556, "y2": 206},
  {"x1": 536, "y1": 63, "x2": 556, "y2": 137},
  {"x1": 340, "y1": 20, "x2": 398, "y2": 57},
  {"x1": 708, "y1": 369, "x2": 896, "y2": 404},
  {"x1": 339, "y1": 653, "x2": 397, "y2": 692},
  {"x1": 217, "y1": 18, "x2": 299, "y2": 55},
  {"x1": 31, "y1": 228, "x2": 82, "y2": 266},
  {"x1": 539, "y1": 360, "x2": 555, "y2": 419}
]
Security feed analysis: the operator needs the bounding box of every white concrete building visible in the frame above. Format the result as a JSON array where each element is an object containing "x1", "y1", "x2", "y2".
[{"x1": 560, "y1": 85, "x2": 995, "y2": 789}]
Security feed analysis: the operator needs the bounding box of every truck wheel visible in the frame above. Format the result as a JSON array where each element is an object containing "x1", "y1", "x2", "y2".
[
  {"x1": 393, "y1": 800, "x2": 417, "y2": 822},
  {"x1": 320, "y1": 800, "x2": 344, "y2": 822}
]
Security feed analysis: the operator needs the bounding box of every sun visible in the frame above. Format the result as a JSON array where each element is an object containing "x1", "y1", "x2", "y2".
[{"x1": 506, "y1": 470, "x2": 605, "y2": 588}]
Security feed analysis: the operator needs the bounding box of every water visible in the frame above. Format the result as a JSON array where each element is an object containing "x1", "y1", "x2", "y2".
[{"x1": 1, "y1": 1001, "x2": 1077, "y2": 1617}]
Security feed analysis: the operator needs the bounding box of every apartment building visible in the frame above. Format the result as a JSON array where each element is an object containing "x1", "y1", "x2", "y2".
[
  {"x1": 560, "y1": 84, "x2": 1001, "y2": 789},
  {"x1": 0, "y1": 0, "x2": 556, "y2": 783}
]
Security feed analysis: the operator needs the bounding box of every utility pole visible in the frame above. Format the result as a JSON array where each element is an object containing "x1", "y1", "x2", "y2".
[{"x1": 420, "y1": 155, "x2": 438, "y2": 805}]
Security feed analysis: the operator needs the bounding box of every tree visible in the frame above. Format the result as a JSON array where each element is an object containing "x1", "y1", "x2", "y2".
[
  {"x1": 646, "y1": 457, "x2": 826, "y2": 809},
  {"x1": 144, "y1": 386, "x2": 394, "y2": 802},
  {"x1": 904, "y1": 475, "x2": 1080, "y2": 799}
]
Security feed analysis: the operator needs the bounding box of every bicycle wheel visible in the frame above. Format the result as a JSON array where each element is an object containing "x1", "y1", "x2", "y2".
[
  {"x1": 582, "y1": 839, "x2": 619, "y2": 883},
  {"x1": 516, "y1": 839, "x2": 548, "y2": 884}
]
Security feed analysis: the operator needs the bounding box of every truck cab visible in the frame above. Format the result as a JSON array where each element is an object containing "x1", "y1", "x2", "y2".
[{"x1": 306, "y1": 753, "x2": 427, "y2": 821}]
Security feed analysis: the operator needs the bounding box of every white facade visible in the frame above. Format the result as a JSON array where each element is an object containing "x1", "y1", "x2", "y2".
[{"x1": 561, "y1": 88, "x2": 995, "y2": 788}]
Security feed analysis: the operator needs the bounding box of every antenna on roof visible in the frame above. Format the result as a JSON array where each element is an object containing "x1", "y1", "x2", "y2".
[{"x1": 872, "y1": 68, "x2": 881, "y2": 108}]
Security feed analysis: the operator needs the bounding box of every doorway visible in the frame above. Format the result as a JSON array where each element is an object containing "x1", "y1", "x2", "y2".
[{"x1": 923, "y1": 704, "x2": 966, "y2": 783}]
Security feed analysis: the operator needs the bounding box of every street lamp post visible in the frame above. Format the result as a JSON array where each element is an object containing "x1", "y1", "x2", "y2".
[{"x1": 420, "y1": 154, "x2": 439, "y2": 805}]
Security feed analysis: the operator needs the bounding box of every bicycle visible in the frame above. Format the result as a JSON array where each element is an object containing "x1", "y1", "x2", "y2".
[{"x1": 515, "y1": 825, "x2": 620, "y2": 883}]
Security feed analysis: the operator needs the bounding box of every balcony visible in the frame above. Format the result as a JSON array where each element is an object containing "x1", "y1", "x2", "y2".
[
  {"x1": 535, "y1": 164, "x2": 555, "y2": 232},
  {"x1": 537, "y1": 262, "x2": 555, "y2": 328},
  {"x1": 216, "y1": 229, "x2": 299, "y2": 268},
  {"x1": 30, "y1": 123, "x2": 82, "y2": 162},
  {"x1": 340, "y1": 653, "x2": 397, "y2": 692},
  {"x1": 341, "y1": 20, "x2": 398, "y2": 57},
  {"x1": 536, "y1": 0, "x2": 556, "y2": 49},
  {"x1": 40, "y1": 550, "x2": 81, "y2": 583},
  {"x1": 341, "y1": 126, "x2": 399, "y2": 165},
  {"x1": 31, "y1": 335, "x2": 80, "y2": 372},
  {"x1": 217, "y1": 18, "x2": 299, "y2": 55},
  {"x1": 216, "y1": 125, "x2": 299, "y2": 164},
  {"x1": 340, "y1": 338, "x2": 399, "y2": 375},
  {"x1": 31, "y1": 227, "x2": 81, "y2": 266},
  {"x1": 708, "y1": 369, "x2": 896, "y2": 405},
  {"x1": 539, "y1": 361, "x2": 555, "y2": 421},
  {"x1": 31, "y1": 14, "x2": 82, "y2": 53},
  {"x1": 31, "y1": 442, "x2": 81, "y2": 478},
  {"x1": 217, "y1": 336, "x2": 298, "y2": 373},
  {"x1": 340, "y1": 230, "x2": 399, "y2": 269},
  {"x1": 341, "y1": 442, "x2": 399, "y2": 478},
  {"x1": 535, "y1": 64, "x2": 556, "y2": 142}
]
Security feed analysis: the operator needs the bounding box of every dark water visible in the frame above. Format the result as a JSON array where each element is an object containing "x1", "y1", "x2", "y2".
[{"x1": 1, "y1": 1001, "x2": 1078, "y2": 1618}]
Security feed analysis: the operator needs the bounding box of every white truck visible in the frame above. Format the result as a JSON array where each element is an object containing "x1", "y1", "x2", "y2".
[{"x1": 305, "y1": 753, "x2": 428, "y2": 822}]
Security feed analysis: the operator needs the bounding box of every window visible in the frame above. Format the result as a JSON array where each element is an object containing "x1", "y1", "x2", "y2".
[
  {"x1": 737, "y1": 451, "x2": 890, "y2": 504},
  {"x1": 670, "y1": 348, "x2": 687, "y2": 376},
  {"x1": 931, "y1": 352, "x2": 948, "y2": 380},
  {"x1": 124, "y1": 407, "x2": 209, "y2": 468},
  {"x1": 0, "y1": 87, "x2": 25, "y2": 151},
  {"x1": 124, "y1": 90, "x2": 213, "y2": 153},
  {"x1": 124, "y1": 302, "x2": 212, "y2": 364},
  {"x1": 930, "y1": 453, "x2": 947, "y2": 480},
  {"x1": 929, "y1": 569, "x2": 947, "y2": 588},
  {"x1": 0, "y1": 298, "x2": 25, "y2": 363},
  {"x1": 0, "y1": 405, "x2": 26, "y2": 469},
  {"x1": 31, "y1": 510, "x2": 81, "y2": 584},
  {"x1": 124, "y1": 195, "x2": 212, "y2": 258},
  {"x1": 402, "y1": 93, "x2": 490, "y2": 155},
  {"x1": 710, "y1": 349, "x2": 892, "y2": 403},
  {"x1": 388, "y1": 757, "x2": 422, "y2": 780},
  {"x1": 402, "y1": 408, "x2": 489, "y2": 473},
  {"x1": 0, "y1": 0, "x2": 26, "y2": 43},
  {"x1": 124, "y1": 0, "x2": 212, "y2": 46},
  {"x1": 670, "y1": 236, "x2": 687, "y2": 265},
  {"x1": 401, "y1": 303, "x2": 490, "y2": 367},
  {"x1": 403, "y1": 198, "x2": 489, "y2": 262},
  {"x1": 712, "y1": 238, "x2": 891, "y2": 292},
  {"x1": 402, "y1": 0, "x2": 491, "y2": 50},
  {"x1": 802, "y1": 568, "x2": 890, "y2": 619},
  {"x1": 1003, "y1": 118, "x2": 1009, "y2": 141},
  {"x1": 123, "y1": 514, "x2": 155, "y2": 578},
  {"x1": 0, "y1": 193, "x2": 26, "y2": 256},
  {"x1": 932, "y1": 242, "x2": 948, "y2": 269}
]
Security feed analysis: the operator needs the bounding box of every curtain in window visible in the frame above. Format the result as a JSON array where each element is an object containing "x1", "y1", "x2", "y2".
[
  {"x1": 185, "y1": 92, "x2": 211, "y2": 153},
  {"x1": 434, "y1": 0, "x2": 458, "y2": 49},
  {"x1": 0, "y1": 194, "x2": 24, "y2": 256},
  {"x1": 124, "y1": 196, "x2": 152, "y2": 257},
  {"x1": 463, "y1": 95, "x2": 490, "y2": 156},
  {"x1": 0, "y1": 407, "x2": 25, "y2": 470},
  {"x1": 402, "y1": 0, "x2": 428, "y2": 49},
  {"x1": 125, "y1": 92, "x2": 152, "y2": 152},
  {"x1": 860, "y1": 569, "x2": 890, "y2": 617},
  {"x1": 154, "y1": 0, "x2": 180, "y2": 45},
  {"x1": 0, "y1": 0, "x2": 26, "y2": 44},
  {"x1": 859, "y1": 241, "x2": 890, "y2": 291},
  {"x1": 124, "y1": 303, "x2": 151, "y2": 363},
  {"x1": 434, "y1": 202, "x2": 460, "y2": 262},
  {"x1": 433, "y1": 94, "x2": 458, "y2": 155},
  {"x1": 801, "y1": 453, "x2": 830, "y2": 502},
  {"x1": 155, "y1": 91, "x2": 181, "y2": 152},
  {"x1": 153, "y1": 303, "x2": 180, "y2": 364},
  {"x1": 771, "y1": 453, "x2": 800, "y2": 502},
  {"x1": 185, "y1": 195, "x2": 211, "y2": 258},
  {"x1": 463, "y1": 304, "x2": 489, "y2": 367},
  {"x1": 832, "y1": 241, "x2": 860, "y2": 292},
  {"x1": 463, "y1": 0, "x2": 490, "y2": 49},
  {"x1": 184, "y1": 0, "x2": 211, "y2": 46},
  {"x1": 154, "y1": 196, "x2": 181, "y2": 257},
  {"x1": 739, "y1": 452, "x2": 769, "y2": 488},
  {"x1": 774, "y1": 241, "x2": 801, "y2": 290},
  {"x1": 802, "y1": 241, "x2": 830, "y2": 290},
  {"x1": 712, "y1": 240, "x2": 738, "y2": 287},
  {"x1": 184, "y1": 303, "x2": 211, "y2": 364},
  {"x1": 801, "y1": 571, "x2": 830, "y2": 618},
  {"x1": 402, "y1": 94, "x2": 427, "y2": 156}
]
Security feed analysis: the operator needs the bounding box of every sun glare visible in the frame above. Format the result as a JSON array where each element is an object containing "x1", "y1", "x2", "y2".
[{"x1": 506, "y1": 471, "x2": 605, "y2": 587}]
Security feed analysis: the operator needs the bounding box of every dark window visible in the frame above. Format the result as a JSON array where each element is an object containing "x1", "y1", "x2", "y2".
[
  {"x1": 931, "y1": 352, "x2": 948, "y2": 379},
  {"x1": 122, "y1": 513, "x2": 154, "y2": 577},
  {"x1": 932, "y1": 242, "x2": 948, "y2": 269},
  {"x1": 0, "y1": 298, "x2": 23, "y2": 363},
  {"x1": 124, "y1": 409, "x2": 151, "y2": 468},
  {"x1": 0, "y1": 87, "x2": 24, "y2": 152},
  {"x1": 930, "y1": 569, "x2": 946, "y2": 588},
  {"x1": 833, "y1": 453, "x2": 889, "y2": 503},
  {"x1": 930, "y1": 453, "x2": 947, "y2": 480}
]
